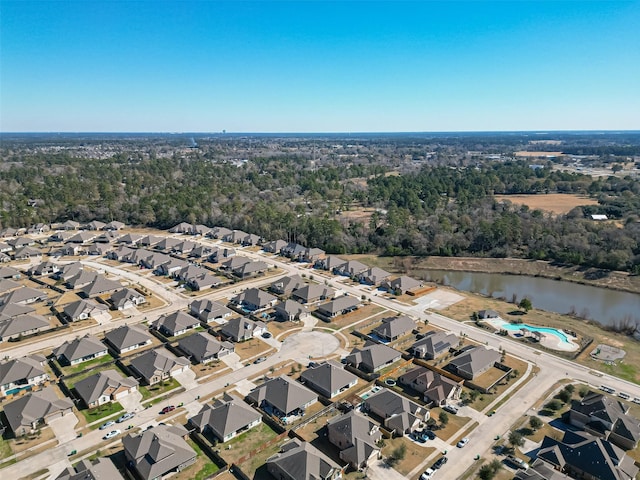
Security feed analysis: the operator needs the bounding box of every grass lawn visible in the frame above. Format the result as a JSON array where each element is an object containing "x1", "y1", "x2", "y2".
[
  {"x1": 171, "y1": 439, "x2": 220, "y2": 480},
  {"x1": 60, "y1": 355, "x2": 114, "y2": 376},
  {"x1": 219, "y1": 422, "x2": 280, "y2": 466},
  {"x1": 139, "y1": 377, "x2": 181, "y2": 401},
  {"x1": 81, "y1": 402, "x2": 124, "y2": 426},
  {"x1": 0, "y1": 438, "x2": 14, "y2": 461},
  {"x1": 381, "y1": 436, "x2": 436, "y2": 476},
  {"x1": 324, "y1": 304, "x2": 386, "y2": 331},
  {"x1": 429, "y1": 407, "x2": 472, "y2": 441},
  {"x1": 237, "y1": 442, "x2": 282, "y2": 479},
  {"x1": 64, "y1": 363, "x2": 128, "y2": 389},
  {"x1": 232, "y1": 338, "x2": 273, "y2": 361}
]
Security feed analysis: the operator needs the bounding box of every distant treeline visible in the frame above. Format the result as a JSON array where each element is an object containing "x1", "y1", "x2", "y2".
[{"x1": 1, "y1": 152, "x2": 639, "y2": 273}]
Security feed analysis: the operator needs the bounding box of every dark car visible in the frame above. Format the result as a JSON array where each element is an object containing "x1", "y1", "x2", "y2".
[
  {"x1": 423, "y1": 429, "x2": 436, "y2": 440},
  {"x1": 262, "y1": 331, "x2": 272, "y2": 338},
  {"x1": 433, "y1": 456, "x2": 448, "y2": 469},
  {"x1": 160, "y1": 405, "x2": 176, "y2": 414},
  {"x1": 254, "y1": 356, "x2": 267, "y2": 364}
]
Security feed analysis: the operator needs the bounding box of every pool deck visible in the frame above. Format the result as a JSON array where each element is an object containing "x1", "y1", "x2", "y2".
[{"x1": 486, "y1": 318, "x2": 579, "y2": 352}]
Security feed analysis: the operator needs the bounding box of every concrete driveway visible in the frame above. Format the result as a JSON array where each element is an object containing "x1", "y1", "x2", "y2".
[
  {"x1": 119, "y1": 390, "x2": 143, "y2": 413},
  {"x1": 220, "y1": 352, "x2": 244, "y2": 370},
  {"x1": 48, "y1": 413, "x2": 79, "y2": 444},
  {"x1": 173, "y1": 369, "x2": 198, "y2": 390}
]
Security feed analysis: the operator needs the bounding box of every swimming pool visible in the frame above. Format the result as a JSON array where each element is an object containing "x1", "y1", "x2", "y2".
[
  {"x1": 499, "y1": 322, "x2": 570, "y2": 344},
  {"x1": 5, "y1": 385, "x2": 32, "y2": 396}
]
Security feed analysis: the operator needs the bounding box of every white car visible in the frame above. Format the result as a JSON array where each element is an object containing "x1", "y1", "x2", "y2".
[
  {"x1": 420, "y1": 468, "x2": 436, "y2": 480},
  {"x1": 117, "y1": 412, "x2": 135, "y2": 423},
  {"x1": 457, "y1": 437, "x2": 469, "y2": 448},
  {"x1": 99, "y1": 420, "x2": 115, "y2": 430},
  {"x1": 102, "y1": 429, "x2": 121, "y2": 440}
]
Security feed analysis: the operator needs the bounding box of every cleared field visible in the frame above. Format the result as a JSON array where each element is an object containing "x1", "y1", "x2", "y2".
[{"x1": 494, "y1": 193, "x2": 598, "y2": 215}]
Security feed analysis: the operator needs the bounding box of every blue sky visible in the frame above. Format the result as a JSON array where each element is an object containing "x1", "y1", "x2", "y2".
[{"x1": 1, "y1": 1, "x2": 639, "y2": 132}]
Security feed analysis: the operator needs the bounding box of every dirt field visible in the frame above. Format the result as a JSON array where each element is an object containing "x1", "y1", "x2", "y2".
[
  {"x1": 514, "y1": 151, "x2": 563, "y2": 157},
  {"x1": 494, "y1": 193, "x2": 598, "y2": 215}
]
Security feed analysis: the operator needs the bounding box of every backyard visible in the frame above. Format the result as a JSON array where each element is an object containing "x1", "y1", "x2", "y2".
[{"x1": 81, "y1": 402, "x2": 124, "y2": 426}]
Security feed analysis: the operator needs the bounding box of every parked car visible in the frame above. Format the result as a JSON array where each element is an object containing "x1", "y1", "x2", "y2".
[
  {"x1": 160, "y1": 405, "x2": 176, "y2": 414},
  {"x1": 102, "y1": 429, "x2": 121, "y2": 440},
  {"x1": 423, "y1": 429, "x2": 436, "y2": 440},
  {"x1": 262, "y1": 331, "x2": 272, "y2": 338},
  {"x1": 116, "y1": 412, "x2": 135, "y2": 423},
  {"x1": 420, "y1": 468, "x2": 436, "y2": 480},
  {"x1": 505, "y1": 455, "x2": 529, "y2": 470},
  {"x1": 254, "y1": 356, "x2": 267, "y2": 364},
  {"x1": 412, "y1": 432, "x2": 426, "y2": 443},
  {"x1": 99, "y1": 420, "x2": 115, "y2": 430},
  {"x1": 433, "y1": 456, "x2": 448, "y2": 469},
  {"x1": 443, "y1": 404, "x2": 458, "y2": 414},
  {"x1": 457, "y1": 437, "x2": 469, "y2": 448}
]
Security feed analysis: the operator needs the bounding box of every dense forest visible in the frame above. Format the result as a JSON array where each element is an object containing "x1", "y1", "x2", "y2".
[{"x1": 1, "y1": 134, "x2": 639, "y2": 273}]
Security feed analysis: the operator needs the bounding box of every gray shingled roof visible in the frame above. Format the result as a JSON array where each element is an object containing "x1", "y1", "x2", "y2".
[
  {"x1": 327, "y1": 410, "x2": 381, "y2": 467},
  {"x1": 80, "y1": 275, "x2": 122, "y2": 297},
  {"x1": 123, "y1": 424, "x2": 196, "y2": 480},
  {"x1": 247, "y1": 375, "x2": 317, "y2": 416},
  {"x1": 345, "y1": 343, "x2": 401, "y2": 372},
  {"x1": 55, "y1": 458, "x2": 124, "y2": 480},
  {"x1": 0, "y1": 313, "x2": 49, "y2": 339},
  {"x1": 0, "y1": 355, "x2": 47, "y2": 387},
  {"x1": 62, "y1": 299, "x2": 108, "y2": 320},
  {"x1": 410, "y1": 330, "x2": 458, "y2": 358},
  {"x1": 266, "y1": 438, "x2": 341, "y2": 480},
  {"x1": 189, "y1": 299, "x2": 233, "y2": 322},
  {"x1": 219, "y1": 316, "x2": 264, "y2": 341},
  {"x1": 3, "y1": 385, "x2": 73, "y2": 433},
  {"x1": 108, "y1": 288, "x2": 144, "y2": 309},
  {"x1": 447, "y1": 345, "x2": 501, "y2": 378},
  {"x1": 372, "y1": 315, "x2": 416, "y2": 340},
  {"x1": 0, "y1": 286, "x2": 46, "y2": 305},
  {"x1": 129, "y1": 349, "x2": 189, "y2": 383},
  {"x1": 74, "y1": 369, "x2": 138, "y2": 405},
  {"x1": 177, "y1": 332, "x2": 232, "y2": 362},
  {"x1": 151, "y1": 311, "x2": 199, "y2": 336},
  {"x1": 189, "y1": 396, "x2": 262, "y2": 441},
  {"x1": 53, "y1": 335, "x2": 108, "y2": 364},
  {"x1": 103, "y1": 325, "x2": 151, "y2": 352},
  {"x1": 299, "y1": 361, "x2": 358, "y2": 397}
]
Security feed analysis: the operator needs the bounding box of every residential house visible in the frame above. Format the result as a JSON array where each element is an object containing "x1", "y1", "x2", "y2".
[
  {"x1": 206, "y1": 246, "x2": 236, "y2": 264},
  {"x1": 61, "y1": 298, "x2": 109, "y2": 322},
  {"x1": 55, "y1": 262, "x2": 83, "y2": 281},
  {"x1": 105, "y1": 220, "x2": 126, "y2": 231},
  {"x1": 49, "y1": 231, "x2": 75, "y2": 243},
  {"x1": 333, "y1": 260, "x2": 369, "y2": 277},
  {"x1": 224, "y1": 229, "x2": 249, "y2": 244},
  {"x1": 381, "y1": 276, "x2": 423, "y2": 294},
  {"x1": 568, "y1": 391, "x2": 640, "y2": 450},
  {"x1": 0, "y1": 302, "x2": 35, "y2": 318},
  {"x1": 232, "y1": 260, "x2": 268, "y2": 279},
  {"x1": 137, "y1": 235, "x2": 162, "y2": 248},
  {"x1": 410, "y1": 330, "x2": 459, "y2": 360},
  {"x1": 55, "y1": 458, "x2": 124, "y2": 480},
  {"x1": 0, "y1": 355, "x2": 50, "y2": 397},
  {"x1": 27, "y1": 223, "x2": 50, "y2": 235},
  {"x1": 230, "y1": 287, "x2": 277, "y2": 312},
  {"x1": 299, "y1": 361, "x2": 358, "y2": 399},
  {"x1": 86, "y1": 242, "x2": 112, "y2": 255},
  {"x1": 358, "y1": 267, "x2": 392, "y2": 286},
  {"x1": 0, "y1": 242, "x2": 12, "y2": 254},
  {"x1": 0, "y1": 314, "x2": 50, "y2": 342},
  {"x1": 274, "y1": 299, "x2": 308, "y2": 322},
  {"x1": 533, "y1": 430, "x2": 638, "y2": 480},
  {"x1": 53, "y1": 335, "x2": 109, "y2": 366},
  {"x1": 446, "y1": 345, "x2": 501, "y2": 380},
  {"x1": 12, "y1": 246, "x2": 42, "y2": 260},
  {"x1": 262, "y1": 239, "x2": 287, "y2": 254},
  {"x1": 62, "y1": 220, "x2": 80, "y2": 230},
  {"x1": 172, "y1": 240, "x2": 196, "y2": 254},
  {"x1": 129, "y1": 349, "x2": 190, "y2": 385},
  {"x1": 95, "y1": 232, "x2": 121, "y2": 244},
  {"x1": 151, "y1": 311, "x2": 200, "y2": 337},
  {"x1": 0, "y1": 253, "x2": 10, "y2": 263},
  {"x1": 315, "y1": 295, "x2": 360, "y2": 319},
  {"x1": 219, "y1": 255, "x2": 250, "y2": 271},
  {"x1": 478, "y1": 309, "x2": 500, "y2": 320},
  {"x1": 344, "y1": 342, "x2": 402, "y2": 374},
  {"x1": 189, "y1": 299, "x2": 234, "y2": 323},
  {"x1": 398, "y1": 366, "x2": 462, "y2": 406},
  {"x1": 108, "y1": 288, "x2": 146, "y2": 311},
  {"x1": 3, "y1": 386, "x2": 74, "y2": 436},
  {"x1": 247, "y1": 375, "x2": 317, "y2": 419},
  {"x1": 0, "y1": 267, "x2": 21, "y2": 279},
  {"x1": 0, "y1": 279, "x2": 22, "y2": 295},
  {"x1": 168, "y1": 222, "x2": 193, "y2": 234},
  {"x1": 66, "y1": 231, "x2": 98, "y2": 244},
  {"x1": 513, "y1": 459, "x2": 571, "y2": 480},
  {"x1": 187, "y1": 272, "x2": 224, "y2": 291},
  {"x1": 327, "y1": 410, "x2": 381, "y2": 469},
  {"x1": 74, "y1": 369, "x2": 138, "y2": 408},
  {"x1": 154, "y1": 237, "x2": 181, "y2": 252},
  {"x1": 85, "y1": 220, "x2": 106, "y2": 231},
  {"x1": 363, "y1": 388, "x2": 428, "y2": 435},
  {"x1": 155, "y1": 257, "x2": 188, "y2": 276},
  {"x1": 123, "y1": 424, "x2": 196, "y2": 480},
  {"x1": 219, "y1": 317, "x2": 266, "y2": 342},
  {"x1": 27, "y1": 261, "x2": 60, "y2": 276},
  {"x1": 117, "y1": 233, "x2": 142, "y2": 245},
  {"x1": 80, "y1": 274, "x2": 122, "y2": 298},
  {"x1": 191, "y1": 224, "x2": 211, "y2": 236},
  {"x1": 314, "y1": 255, "x2": 346, "y2": 271},
  {"x1": 208, "y1": 226, "x2": 232, "y2": 240},
  {"x1": 266, "y1": 438, "x2": 343, "y2": 480},
  {"x1": 177, "y1": 332, "x2": 234, "y2": 364},
  {"x1": 188, "y1": 245, "x2": 213, "y2": 258},
  {"x1": 241, "y1": 233, "x2": 261, "y2": 246},
  {"x1": 189, "y1": 394, "x2": 262, "y2": 442},
  {"x1": 66, "y1": 270, "x2": 98, "y2": 290},
  {"x1": 269, "y1": 274, "x2": 306, "y2": 296},
  {"x1": 371, "y1": 315, "x2": 416, "y2": 342},
  {"x1": 103, "y1": 325, "x2": 152, "y2": 354},
  {"x1": 291, "y1": 284, "x2": 335, "y2": 304}
]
